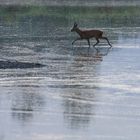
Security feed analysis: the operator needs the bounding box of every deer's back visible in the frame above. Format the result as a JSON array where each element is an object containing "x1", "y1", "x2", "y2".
[{"x1": 81, "y1": 30, "x2": 103, "y2": 39}]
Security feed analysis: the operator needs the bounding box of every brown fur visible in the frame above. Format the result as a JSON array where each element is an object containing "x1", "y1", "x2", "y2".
[
  {"x1": 71, "y1": 23, "x2": 112, "y2": 49},
  {"x1": 80, "y1": 30, "x2": 103, "y2": 39}
]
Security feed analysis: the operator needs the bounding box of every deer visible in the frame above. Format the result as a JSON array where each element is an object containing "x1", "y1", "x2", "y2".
[{"x1": 71, "y1": 22, "x2": 112, "y2": 51}]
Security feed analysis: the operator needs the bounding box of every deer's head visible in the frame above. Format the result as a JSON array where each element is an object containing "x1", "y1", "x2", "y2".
[{"x1": 71, "y1": 22, "x2": 78, "y2": 32}]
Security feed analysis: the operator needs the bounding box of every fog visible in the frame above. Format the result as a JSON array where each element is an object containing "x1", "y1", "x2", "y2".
[{"x1": 0, "y1": 0, "x2": 140, "y2": 6}]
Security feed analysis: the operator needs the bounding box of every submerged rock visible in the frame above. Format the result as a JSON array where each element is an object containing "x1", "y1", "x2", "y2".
[{"x1": 0, "y1": 60, "x2": 45, "y2": 69}]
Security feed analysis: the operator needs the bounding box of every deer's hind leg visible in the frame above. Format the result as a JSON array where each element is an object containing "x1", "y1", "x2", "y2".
[
  {"x1": 87, "y1": 39, "x2": 90, "y2": 48},
  {"x1": 100, "y1": 36, "x2": 112, "y2": 48}
]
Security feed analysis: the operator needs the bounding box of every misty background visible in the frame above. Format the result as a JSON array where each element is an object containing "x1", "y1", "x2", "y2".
[
  {"x1": 0, "y1": 0, "x2": 140, "y2": 140},
  {"x1": 0, "y1": 0, "x2": 140, "y2": 6}
]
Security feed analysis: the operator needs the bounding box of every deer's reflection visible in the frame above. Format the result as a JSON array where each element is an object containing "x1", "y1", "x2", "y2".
[
  {"x1": 96, "y1": 47, "x2": 112, "y2": 56},
  {"x1": 63, "y1": 90, "x2": 96, "y2": 129},
  {"x1": 72, "y1": 45, "x2": 111, "y2": 59},
  {"x1": 61, "y1": 50, "x2": 103, "y2": 129},
  {"x1": 62, "y1": 46, "x2": 112, "y2": 129}
]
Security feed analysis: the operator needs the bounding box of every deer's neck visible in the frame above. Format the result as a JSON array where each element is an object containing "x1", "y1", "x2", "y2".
[{"x1": 75, "y1": 28, "x2": 83, "y2": 38}]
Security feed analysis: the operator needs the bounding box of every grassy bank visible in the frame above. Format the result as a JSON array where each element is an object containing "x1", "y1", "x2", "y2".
[
  {"x1": 0, "y1": 5, "x2": 139, "y2": 27},
  {"x1": 0, "y1": 5, "x2": 140, "y2": 20}
]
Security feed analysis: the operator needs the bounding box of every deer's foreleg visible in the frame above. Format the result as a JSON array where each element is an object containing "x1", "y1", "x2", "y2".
[
  {"x1": 87, "y1": 39, "x2": 90, "y2": 48},
  {"x1": 72, "y1": 37, "x2": 81, "y2": 45}
]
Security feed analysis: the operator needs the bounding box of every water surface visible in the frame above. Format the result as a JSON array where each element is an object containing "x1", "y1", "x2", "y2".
[{"x1": 0, "y1": 5, "x2": 140, "y2": 140}]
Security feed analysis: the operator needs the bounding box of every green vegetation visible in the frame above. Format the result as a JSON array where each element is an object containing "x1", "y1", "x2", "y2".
[{"x1": 0, "y1": 5, "x2": 140, "y2": 25}]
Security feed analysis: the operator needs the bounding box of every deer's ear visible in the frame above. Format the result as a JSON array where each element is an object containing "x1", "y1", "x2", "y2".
[{"x1": 74, "y1": 22, "x2": 78, "y2": 27}]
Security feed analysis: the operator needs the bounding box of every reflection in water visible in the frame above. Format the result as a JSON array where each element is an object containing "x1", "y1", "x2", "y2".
[
  {"x1": 11, "y1": 80, "x2": 45, "y2": 123},
  {"x1": 0, "y1": 135, "x2": 4, "y2": 140},
  {"x1": 63, "y1": 91, "x2": 95, "y2": 129},
  {"x1": 12, "y1": 92, "x2": 34, "y2": 122},
  {"x1": 72, "y1": 47, "x2": 111, "y2": 65},
  {"x1": 61, "y1": 51, "x2": 102, "y2": 129},
  {"x1": 96, "y1": 47, "x2": 112, "y2": 56},
  {"x1": 0, "y1": 5, "x2": 140, "y2": 140}
]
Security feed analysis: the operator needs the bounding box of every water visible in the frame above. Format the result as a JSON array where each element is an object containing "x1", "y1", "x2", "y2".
[{"x1": 0, "y1": 5, "x2": 140, "y2": 140}]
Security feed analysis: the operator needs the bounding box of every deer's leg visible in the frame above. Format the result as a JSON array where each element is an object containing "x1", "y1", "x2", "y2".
[
  {"x1": 100, "y1": 36, "x2": 112, "y2": 48},
  {"x1": 93, "y1": 38, "x2": 99, "y2": 51},
  {"x1": 72, "y1": 38, "x2": 81, "y2": 45},
  {"x1": 87, "y1": 39, "x2": 90, "y2": 48},
  {"x1": 93, "y1": 38, "x2": 99, "y2": 47}
]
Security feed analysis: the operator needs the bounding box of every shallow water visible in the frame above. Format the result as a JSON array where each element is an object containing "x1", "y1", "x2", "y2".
[{"x1": 0, "y1": 6, "x2": 140, "y2": 140}]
